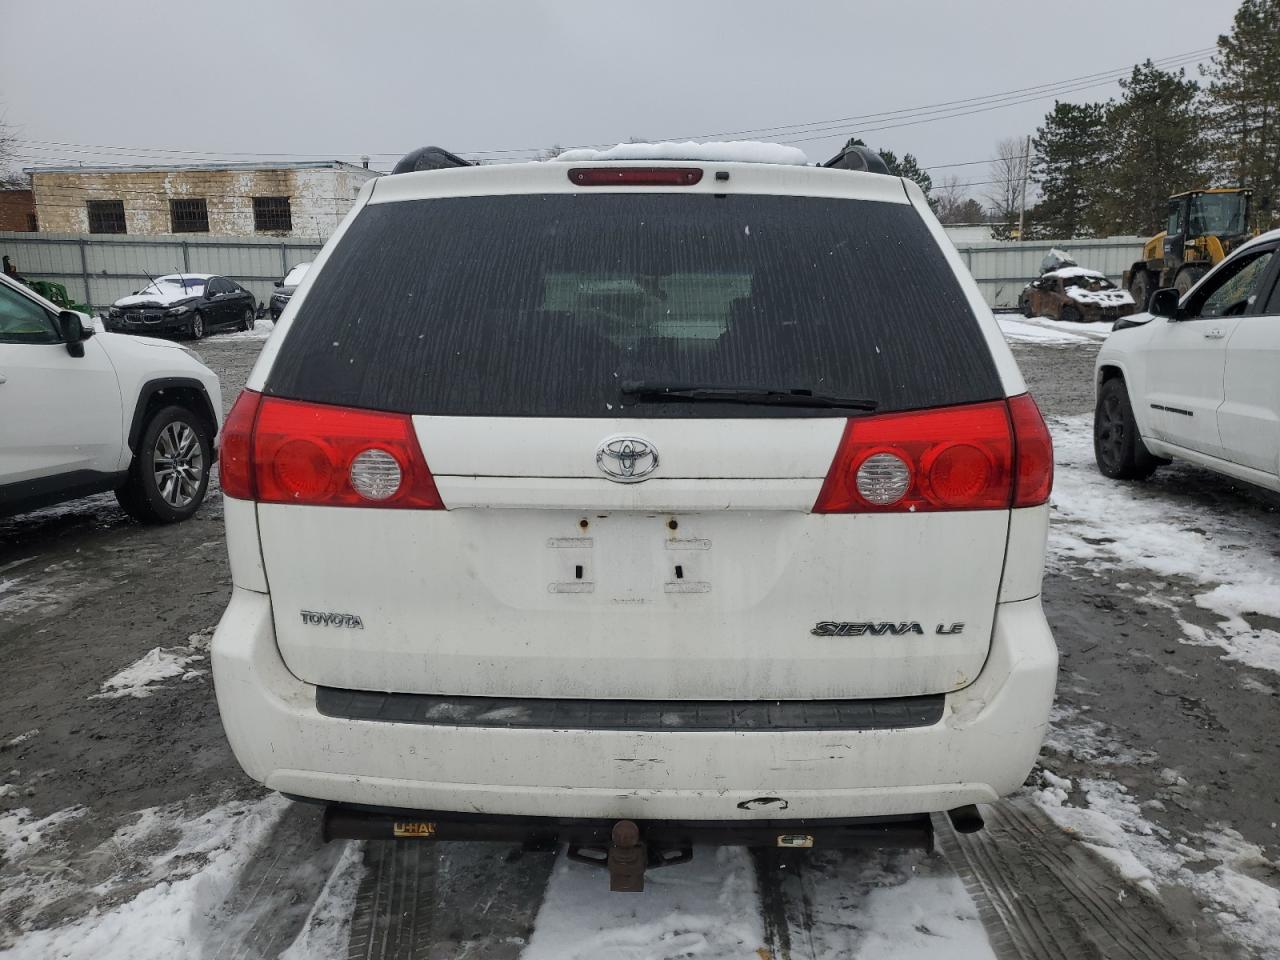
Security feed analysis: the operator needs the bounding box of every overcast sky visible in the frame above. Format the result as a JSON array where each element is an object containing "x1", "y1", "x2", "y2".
[{"x1": 1, "y1": 0, "x2": 1238, "y2": 195}]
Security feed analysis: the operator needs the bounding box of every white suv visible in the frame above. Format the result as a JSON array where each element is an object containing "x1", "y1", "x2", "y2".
[
  {"x1": 1095, "y1": 228, "x2": 1280, "y2": 492},
  {"x1": 0, "y1": 274, "x2": 222, "y2": 522},
  {"x1": 212, "y1": 145, "x2": 1057, "y2": 874}
]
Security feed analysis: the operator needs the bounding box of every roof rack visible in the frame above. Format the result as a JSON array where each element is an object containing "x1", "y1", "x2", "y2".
[
  {"x1": 821, "y1": 145, "x2": 890, "y2": 175},
  {"x1": 391, "y1": 146, "x2": 472, "y2": 175}
]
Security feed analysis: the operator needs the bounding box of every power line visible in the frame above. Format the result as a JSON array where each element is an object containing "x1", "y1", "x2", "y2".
[{"x1": 11, "y1": 44, "x2": 1218, "y2": 166}]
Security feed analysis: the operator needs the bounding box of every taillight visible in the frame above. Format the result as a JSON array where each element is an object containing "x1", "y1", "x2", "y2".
[
  {"x1": 814, "y1": 399, "x2": 1039, "y2": 513},
  {"x1": 219, "y1": 389, "x2": 261, "y2": 500},
  {"x1": 218, "y1": 390, "x2": 444, "y2": 509},
  {"x1": 1008, "y1": 393, "x2": 1053, "y2": 507},
  {"x1": 568, "y1": 167, "x2": 703, "y2": 186}
]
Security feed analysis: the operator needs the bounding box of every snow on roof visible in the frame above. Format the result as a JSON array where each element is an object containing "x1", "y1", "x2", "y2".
[
  {"x1": 555, "y1": 141, "x2": 809, "y2": 166},
  {"x1": 1044, "y1": 266, "x2": 1106, "y2": 280},
  {"x1": 157, "y1": 274, "x2": 214, "y2": 282},
  {"x1": 283, "y1": 263, "x2": 311, "y2": 286}
]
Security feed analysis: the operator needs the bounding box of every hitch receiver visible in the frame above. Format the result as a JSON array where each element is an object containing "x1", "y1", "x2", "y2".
[{"x1": 607, "y1": 820, "x2": 647, "y2": 893}]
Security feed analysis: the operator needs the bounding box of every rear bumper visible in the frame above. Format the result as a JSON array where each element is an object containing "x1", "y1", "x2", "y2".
[{"x1": 212, "y1": 590, "x2": 1056, "y2": 821}]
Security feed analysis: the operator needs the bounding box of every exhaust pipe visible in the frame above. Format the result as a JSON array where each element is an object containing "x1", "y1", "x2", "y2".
[{"x1": 947, "y1": 804, "x2": 985, "y2": 834}]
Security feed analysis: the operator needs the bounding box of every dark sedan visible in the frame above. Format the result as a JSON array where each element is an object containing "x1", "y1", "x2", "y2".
[
  {"x1": 269, "y1": 262, "x2": 312, "y2": 320},
  {"x1": 106, "y1": 274, "x2": 257, "y2": 339}
]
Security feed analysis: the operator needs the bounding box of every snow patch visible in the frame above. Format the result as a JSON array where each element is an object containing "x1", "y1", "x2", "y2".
[
  {"x1": 0, "y1": 805, "x2": 86, "y2": 862},
  {"x1": 219, "y1": 316, "x2": 275, "y2": 342},
  {"x1": 1048, "y1": 414, "x2": 1280, "y2": 674},
  {"x1": 278, "y1": 841, "x2": 366, "y2": 960},
  {"x1": 93, "y1": 628, "x2": 212, "y2": 699},
  {"x1": 522, "y1": 845, "x2": 764, "y2": 959},
  {"x1": 1032, "y1": 773, "x2": 1280, "y2": 954},
  {"x1": 3, "y1": 795, "x2": 287, "y2": 960}
]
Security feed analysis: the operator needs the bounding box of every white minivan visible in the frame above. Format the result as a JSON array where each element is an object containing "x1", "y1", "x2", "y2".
[{"x1": 212, "y1": 143, "x2": 1057, "y2": 885}]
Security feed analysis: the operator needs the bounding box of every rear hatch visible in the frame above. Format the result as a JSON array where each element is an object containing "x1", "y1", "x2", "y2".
[{"x1": 250, "y1": 169, "x2": 1018, "y2": 701}]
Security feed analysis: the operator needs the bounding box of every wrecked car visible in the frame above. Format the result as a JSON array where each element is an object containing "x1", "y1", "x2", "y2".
[{"x1": 1019, "y1": 267, "x2": 1135, "y2": 323}]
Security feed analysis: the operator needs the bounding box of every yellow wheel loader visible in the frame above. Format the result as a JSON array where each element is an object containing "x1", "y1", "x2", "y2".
[{"x1": 1123, "y1": 188, "x2": 1253, "y2": 309}]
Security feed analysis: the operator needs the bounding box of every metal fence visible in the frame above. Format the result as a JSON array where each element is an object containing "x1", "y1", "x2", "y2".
[
  {"x1": 1, "y1": 230, "x2": 1146, "y2": 313},
  {"x1": 0, "y1": 231, "x2": 325, "y2": 311},
  {"x1": 950, "y1": 236, "x2": 1146, "y2": 308}
]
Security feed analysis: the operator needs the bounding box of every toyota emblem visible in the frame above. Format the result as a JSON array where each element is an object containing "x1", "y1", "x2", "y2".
[{"x1": 596, "y1": 436, "x2": 659, "y2": 483}]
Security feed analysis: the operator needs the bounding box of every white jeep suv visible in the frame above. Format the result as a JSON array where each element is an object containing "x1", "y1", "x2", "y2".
[
  {"x1": 1095, "y1": 228, "x2": 1280, "y2": 492},
  {"x1": 212, "y1": 145, "x2": 1057, "y2": 872},
  {"x1": 0, "y1": 274, "x2": 222, "y2": 522}
]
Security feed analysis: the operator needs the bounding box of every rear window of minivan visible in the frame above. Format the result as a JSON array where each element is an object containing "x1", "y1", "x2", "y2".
[{"x1": 265, "y1": 193, "x2": 1002, "y2": 418}]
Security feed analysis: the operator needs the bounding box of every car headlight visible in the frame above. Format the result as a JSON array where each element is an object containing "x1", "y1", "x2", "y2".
[
  {"x1": 178, "y1": 345, "x2": 204, "y2": 364},
  {"x1": 165, "y1": 305, "x2": 191, "y2": 316}
]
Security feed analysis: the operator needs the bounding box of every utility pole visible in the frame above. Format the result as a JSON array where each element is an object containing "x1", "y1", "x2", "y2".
[{"x1": 1017, "y1": 134, "x2": 1031, "y2": 241}]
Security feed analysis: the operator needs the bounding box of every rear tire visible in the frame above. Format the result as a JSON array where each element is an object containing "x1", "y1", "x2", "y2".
[
  {"x1": 1094, "y1": 377, "x2": 1159, "y2": 481},
  {"x1": 1175, "y1": 267, "x2": 1205, "y2": 298},
  {"x1": 1129, "y1": 272, "x2": 1152, "y2": 312},
  {"x1": 239, "y1": 307, "x2": 255, "y2": 332},
  {"x1": 115, "y1": 405, "x2": 213, "y2": 523},
  {"x1": 1020, "y1": 293, "x2": 1033, "y2": 318}
]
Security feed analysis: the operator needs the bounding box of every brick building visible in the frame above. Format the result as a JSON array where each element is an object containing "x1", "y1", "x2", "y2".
[
  {"x1": 26, "y1": 161, "x2": 379, "y2": 238},
  {"x1": 0, "y1": 187, "x2": 37, "y2": 231}
]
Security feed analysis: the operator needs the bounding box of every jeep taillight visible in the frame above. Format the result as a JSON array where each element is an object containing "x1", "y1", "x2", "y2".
[
  {"x1": 813, "y1": 395, "x2": 1052, "y2": 513},
  {"x1": 218, "y1": 390, "x2": 444, "y2": 509}
]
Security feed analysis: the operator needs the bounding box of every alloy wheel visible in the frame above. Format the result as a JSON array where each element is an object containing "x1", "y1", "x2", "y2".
[
  {"x1": 1096, "y1": 393, "x2": 1126, "y2": 470},
  {"x1": 152, "y1": 421, "x2": 205, "y2": 508}
]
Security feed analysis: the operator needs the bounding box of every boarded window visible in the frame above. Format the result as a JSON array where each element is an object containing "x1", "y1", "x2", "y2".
[
  {"x1": 170, "y1": 198, "x2": 209, "y2": 233},
  {"x1": 253, "y1": 196, "x2": 292, "y2": 232},
  {"x1": 86, "y1": 199, "x2": 126, "y2": 234}
]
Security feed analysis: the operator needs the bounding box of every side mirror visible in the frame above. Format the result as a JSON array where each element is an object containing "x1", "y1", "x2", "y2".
[
  {"x1": 1149, "y1": 288, "x2": 1180, "y2": 319},
  {"x1": 58, "y1": 310, "x2": 92, "y2": 357},
  {"x1": 274, "y1": 279, "x2": 283, "y2": 288}
]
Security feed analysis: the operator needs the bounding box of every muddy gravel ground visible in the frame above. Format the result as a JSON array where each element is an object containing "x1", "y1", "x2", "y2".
[{"x1": 2, "y1": 330, "x2": 1278, "y2": 959}]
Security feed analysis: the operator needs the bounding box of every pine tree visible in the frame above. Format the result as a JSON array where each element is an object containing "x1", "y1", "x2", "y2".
[
  {"x1": 876, "y1": 149, "x2": 934, "y2": 200},
  {"x1": 1096, "y1": 62, "x2": 1205, "y2": 235},
  {"x1": 1032, "y1": 101, "x2": 1110, "y2": 238},
  {"x1": 1201, "y1": 0, "x2": 1280, "y2": 229}
]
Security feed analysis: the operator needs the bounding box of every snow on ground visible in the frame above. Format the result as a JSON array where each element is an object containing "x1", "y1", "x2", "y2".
[
  {"x1": 998, "y1": 315, "x2": 1111, "y2": 344},
  {"x1": 781, "y1": 850, "x2": 995, "y2": 960},
  {"x1": 93, "y1": 627, "x2": 212, "y2": 699},
  {"x1": 219, "y1": 316, "x2": 275, "y2": 342},
  {"x1": 1030, "y1": 770, "x2": 1280, "y2": 955},
  {"x1": 1048, "y1": 413, "x2": 1280, "y2": 674},
  {"x1": 0, "y1": 804, "x2": 86, "y2": 863},
  {"x1": 3, "y1": 795, "x2": 287, "y2": 959},
  {"x1": 522, "y1": 846, "x2": 764, "y2": 960},
  {"x1": 278, "y1": 841, "x2": 366, "y2": 960},
  {"x1": 524, "y1": 845, "x2": 994, "y2": 960}
]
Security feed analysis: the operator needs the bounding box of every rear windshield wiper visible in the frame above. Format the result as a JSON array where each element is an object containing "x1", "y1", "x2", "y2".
[{"x1": 620, "y1": 381, "x2": 879, "y2": 411}]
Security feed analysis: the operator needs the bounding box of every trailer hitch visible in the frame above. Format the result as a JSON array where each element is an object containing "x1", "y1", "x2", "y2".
[{"x1": 565, "y1": 820, "x2": 694, "y2": 892}]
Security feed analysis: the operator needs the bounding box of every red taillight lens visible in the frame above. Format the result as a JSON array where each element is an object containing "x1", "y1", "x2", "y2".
[
  {"x1": 1009, "y1": 393, "x2": 1053, "y2": 507},
  {"x1": 813, "y1": 400, "x2": 1015, "y2": 513},
  {"x1": 568, "y1": 167, "x2": 703, "y2": 186},
  {"x1": 219, "y1": 389, "x2": 261, "y2": 500},
  {"x1": 219, "y1": 390, "x2": 443, "y2": 509}
]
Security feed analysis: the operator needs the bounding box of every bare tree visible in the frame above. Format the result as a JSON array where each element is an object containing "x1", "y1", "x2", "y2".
[
  {"x1": 985, "y1": 137, "x2": 1029, "y2": 226},
  {"x1": 0, "y1": 115, "x2": 22, "y2": 187}
]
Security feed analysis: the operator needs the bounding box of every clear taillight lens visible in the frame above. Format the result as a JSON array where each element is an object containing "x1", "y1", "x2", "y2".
[
  {"x1": 854, "y1": 452, "x2": 911, "y2": 505},
  {"x1": 349, "y1": 449, "x2": 403, "y2": 501}
]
